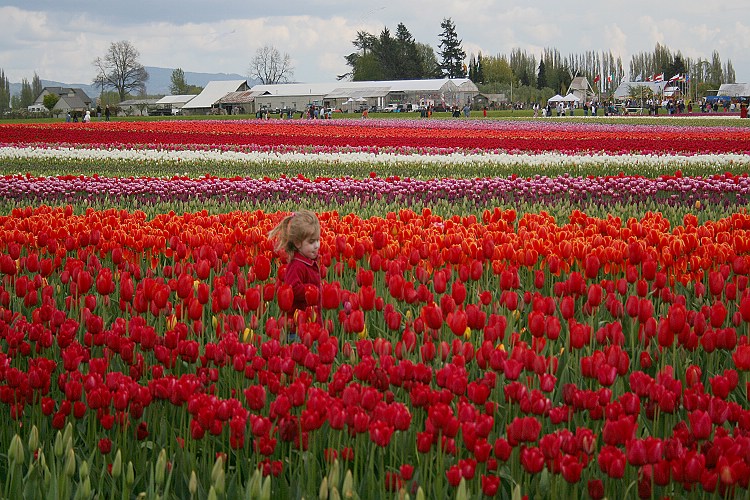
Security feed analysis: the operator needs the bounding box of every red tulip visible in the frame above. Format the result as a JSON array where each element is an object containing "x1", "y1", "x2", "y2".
[
  {"x1": 481, "y1": 474, "x2": 500, "y2": 496},
  {"x1": 277, "y1": 285, "x2": 294, "y2": 313},
  {"x1": 369, "y1": 421, "x2": 394, "y2": 447},
  {"x1": 98, "y1": 438, "x2": 112, "y2": 454},
  {"x1": 95, "y1": 268, "x2": 114, "y2": 295},
  {"x1": 598, "y1": 445, "x2": 626, "y2": 478},
  {"x1": 347, "y1": 310, "x2": 365, "y2": 334},
  {"x1": 399, "y1": 464, "x2": 414, "y2": 481},
  {"x1": 422, "y1": 303, "x2": 443, "y2": 330},
  {"x1": 253, "y1": 254, "x2": 271, "y2": 281},
  {"x1": 417, "y1": 431, "x2": 433, "y2": 454},
  {"x1": 445, "y1": 465, "x2": 462, "y2": 487},
  {"x1": 451, "y1": 280, "x2": 466, "y2": 305},
  {"x1": 560, "y1": 454, "x2": 583, "y2": 483},
  {"x1": 587, "y1": 479, "x2": 605, "y2": 500},
  {"x1": 733, "y1": 344, "x2": 750, "y2": 370},
  {"x1": 626, "y1": 438, "x2": 648, "y2": 466},
  {"x1": 668, "y1": 303, "x2": 687, "y2": 333},
  {"x1": 519, "y1": 446, "x2": 545, "y2": 474},
  {"x1": 448, "y1": 310, "x2": 468, "y2": 336},
  {"x1": 684, "y1": 451, "x2": 706, "y2": 483}
]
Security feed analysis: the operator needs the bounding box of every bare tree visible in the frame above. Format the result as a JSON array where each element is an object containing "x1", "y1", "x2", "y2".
[
  {"x1": 93, "y1": 40, "x2": 149, "y2": 101},
  {"x1": 249, "y1": 45, "x2": 294, "y2": 84}
]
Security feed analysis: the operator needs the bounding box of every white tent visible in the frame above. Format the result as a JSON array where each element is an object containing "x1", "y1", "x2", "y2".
[
  {"x1": 563, "y1": 93, "x2": 580, "y2": 102},
  {"x1": 547, "y1": 94, "x2": 564, "y2": 103}
]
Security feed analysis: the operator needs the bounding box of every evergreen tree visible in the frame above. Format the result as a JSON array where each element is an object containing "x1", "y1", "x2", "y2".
[
  {"x1": 437, "y1": 18, "x2": 466, "y2": 78},
  {"x1": 709, "y1": 51, "x2": 723, "y2": 87},
  {"x1": 475, "y1": 53, "x2": 484, "y2": 84},
  {"x1": 170, "y1": 68, "x2": 188, "y2": 95},
  {"x1": 20, "y1": 78, "x2": 34, "y2": 108},
  {"x1": 32, "y1": 73, "x2": 43, "y2": 102},
  {"x1": 537, "y1": 59, "x2": 547, "y2": 90},
  {"x1": 344, "y1": 25, "x2": 435, "y2": 81},
  {"x1": 394, "y1": 23, "x2": 424, "y2": 80},
  {"x1": 468, "y1": 54, "x2": 477, "y2": 82},
  {"x1": 0, "y1": 69, "x2": 9, "y2": 114},
  {"x1": 510, "y1": 48, "x2": 536, "y2": 87},
  {"x1": 416, "y1": 42, "x2": 441, "y2": 78},
  {"x1": 342, "y1": 31, "x2": 379, "y2": 80},
  {"x1": 373, "y1": 28, "x2": 399, "y2": 79}
]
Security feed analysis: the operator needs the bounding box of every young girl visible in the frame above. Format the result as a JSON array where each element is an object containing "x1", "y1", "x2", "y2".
[{"x1": 268, "y1": 210, "x2": 322, "y2": 339}]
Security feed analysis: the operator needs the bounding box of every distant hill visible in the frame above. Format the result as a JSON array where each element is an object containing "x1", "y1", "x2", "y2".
[
  {"x1": 10, "y1": 67, "x2": 253, "y2": 100},
  {"x1": 144, "y1": 67, "x2": 251, "y2": 95}
]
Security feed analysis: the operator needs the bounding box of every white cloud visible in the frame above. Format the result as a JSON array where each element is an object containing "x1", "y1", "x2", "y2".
[{"x1": 0, "y1": 2, "x2": 747, "y2": 87}]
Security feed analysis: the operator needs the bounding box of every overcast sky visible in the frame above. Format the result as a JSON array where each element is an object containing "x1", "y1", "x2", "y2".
[{"x1": 2, "y1": 1, "x2": 748, "y2": 86}]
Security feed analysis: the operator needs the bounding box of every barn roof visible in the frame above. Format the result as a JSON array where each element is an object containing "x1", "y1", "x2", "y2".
[{"x1": 182, "y1": 80, "x2": 248, "y2": 109}]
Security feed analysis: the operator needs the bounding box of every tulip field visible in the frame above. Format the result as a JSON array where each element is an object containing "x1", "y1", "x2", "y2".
[{"x1": 2, "y1": 117, "x2": 750, "y2": 499}]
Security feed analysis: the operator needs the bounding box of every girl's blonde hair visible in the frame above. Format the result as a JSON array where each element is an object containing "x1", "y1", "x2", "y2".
[{"x1": 268, "y1": 210, "x2": 321, "y2": 260}]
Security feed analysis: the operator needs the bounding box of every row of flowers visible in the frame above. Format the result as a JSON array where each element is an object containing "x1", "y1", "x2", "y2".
[
  {"x1": 1, "y1": 172, "x2": 748, "y2": 211},
  {"x1": 2, "y1": 119, "x2": 750, "y2": 155},
  {"x1": 2, "y1": 206, "x2": 750, "y2": 498},
  {"x1": 2, "y1": 146, "x2": 749, "y2": 174}
]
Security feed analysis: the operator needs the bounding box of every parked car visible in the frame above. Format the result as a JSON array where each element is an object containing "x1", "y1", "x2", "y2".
[
  {"x1": 148, "y1": 108, "x2": 174, "y2": 116},
  {"x1": 383, "y1": 104, "x2": 401, "y2": 113}
]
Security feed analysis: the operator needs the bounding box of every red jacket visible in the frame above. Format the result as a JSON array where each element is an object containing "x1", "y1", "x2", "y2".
[{"x1": 283, "y1": 252, "x2": 322, "y2": 323}]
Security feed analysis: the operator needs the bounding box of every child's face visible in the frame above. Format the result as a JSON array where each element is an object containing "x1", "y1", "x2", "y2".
[{"x1": 295, "y1": 233, "x2": 320, "y2": 260}]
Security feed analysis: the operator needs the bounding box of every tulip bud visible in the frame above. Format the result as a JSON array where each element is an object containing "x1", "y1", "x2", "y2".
[
  {"x1": 259, "y1": 476, "x2": 271, "y2": 500},
  {"x1": 211, "y1": 455, "x2": 224, "y2": 486},
  {"x1": 155, "y1": 449, "x2": 167, "y2": 486},
  {"x1": 538, "y1": 468, "x2": 550, "y2": 496},
  {"x1": 416, "y1": 487, "x2": 425, "y2": 500},
  {"x1": 189, "y1": 471, "x2": 198, "y2": 497},
  {"x1": 63, "y1": 423, "x2": 74, "y2": 450},
  {"x1": 329, "y1": 487, "x2": 341, "y2": 500},
  {"x1": 79, "y1": 460, "x2": 89, "y2": 480},
  {"x1": 319, "y1": 476, "x2": 329, "y2": 500},
  {"x1": 456, "y1": 478, "x2": 467, "y2": 500},
  {"x1": 80, "y1": 476, "x2": 91, "y2": 499},
  {"x1": 126, "y1": 461, "x2": 135, "y2": 488},
  {"x1": 63, "y1": 448, "x2": 76, "y2": 477},
  {"x1": 248, "y1": 469, "x2": 262, "y2": 499},
  {"x1": 111, "y1": 450, "x2": 122, "y2": 478},
  {"x1": 40, "y1": 460, "x2": 51, "y2": 489},
  {"x1": 342, "y1": 470, "x2": 354, "y2": 498},
  {"x1": 328, "y1": 458, "x2": 340, "y2": 490},
  {"x1": 207, "y1": 486, "x2": 217, "y2": 500},
  {"x1": 512, "y1": 484, "x2": 522, "y2": 500},
  {"x1": 214, "y1": 468, "x2": 225, "y2": 496},
  {"x1": 28, "y1": 425, "x2": 39, "y2": 453},
  {"x1": 8, "y1": 434, "x2": 24, "y2": 466},
  {"x1": 54, "y1": 431, "x2": 64, "y2": 458}
]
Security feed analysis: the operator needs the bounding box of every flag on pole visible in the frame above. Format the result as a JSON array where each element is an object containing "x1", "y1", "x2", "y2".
[
  {"x1": 654, "y1": 73, "x2": 664, "y2": 82},
  {"x1": 607, "y1": 74, "x2": 613, "y2": 83},
  {"x1": 634, "y1": 73, "x2": 643, "y2": 82},
  {"x1": 593, "y1": 74, "x2": 600, "y2": 83},
  {"x1": 669, "y1": 73, "x2": 680, "y2": 82}
]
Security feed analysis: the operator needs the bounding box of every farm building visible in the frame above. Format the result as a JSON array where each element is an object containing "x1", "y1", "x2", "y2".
[
  {"x1": 181, "y1": 80, "x2": 249, "y2": 114},
  {"x1": 249, "y1": 78, "x2": 479, "y2": 113}
]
